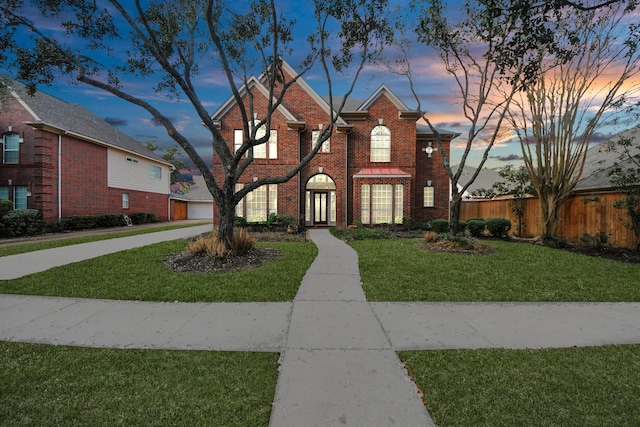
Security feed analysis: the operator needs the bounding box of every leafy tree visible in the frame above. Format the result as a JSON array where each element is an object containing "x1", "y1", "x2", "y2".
[
  {"x1": 603, "y1": 129, "x2": 640, "y2": 251},
  {"x1": 508, "y1": 1, "x2": 640, "y2": 240},
  {"x1": 0, "y1": 0, "x2": 393, "y2": 247},
  {"x1": 472, "y1": 164, "x2": 535, "y2": 236}
]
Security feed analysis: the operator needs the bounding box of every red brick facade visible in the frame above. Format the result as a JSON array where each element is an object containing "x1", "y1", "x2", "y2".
[
  {"x1": 211, "y1": 63, "x2": 457, "y2": 227},
  {"x1": 0, "y1": 91, "x2": 170, "y2": 223}
]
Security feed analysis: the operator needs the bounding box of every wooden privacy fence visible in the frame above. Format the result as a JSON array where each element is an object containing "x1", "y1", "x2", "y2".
[{"x1": 460, "y1": 191, "x2": 638, "y2": 250}]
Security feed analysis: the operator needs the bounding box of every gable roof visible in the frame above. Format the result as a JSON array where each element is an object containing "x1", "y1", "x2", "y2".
[
  {"x1": 575, "y1": 125, "x2": 640, "y2": 192},
  {"x1": 454, "y1": 164, "x2": 502, "y2": 195},
  {"x1": 359, "y1": 84, "x2": 410, "y2": 112},
  {"x1": 210, "y1": 60, "x2": 350, "y2": 127},
  {"x1": 210, "y1": 75, "x2": 298, "y2": 123},
  {"x1": 171, "y1": 175, "x2": 214, "y2": 202},
  {"x1": 4, "y1": 77, "x2": 172, "y2": 167}
]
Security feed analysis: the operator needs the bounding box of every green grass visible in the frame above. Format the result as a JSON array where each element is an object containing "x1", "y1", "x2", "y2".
[
  {"x1": 0, "y1": 222, "x2": 209, "y2": 257},
  {"x1": 0, "y1": 240, "x2": 317, "y2": 302},
  {"x1": 0, "y1": 341, "x2": 278, "y2": 427},
  {"x1": 351, "y1": 238, "x2": 640, "y2": 301},
  {"x1": 400, "y1": 345, "x2": 640, "y2": 426}
]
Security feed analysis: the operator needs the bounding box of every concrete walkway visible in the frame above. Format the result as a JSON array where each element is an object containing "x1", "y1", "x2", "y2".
[{"x1": 2, "y1": 228, "x2": 640, "y2": 426}]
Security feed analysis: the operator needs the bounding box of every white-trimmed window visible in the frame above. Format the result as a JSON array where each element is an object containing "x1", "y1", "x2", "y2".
[
  {"x1": 361, "y1": 184, "x2": 370, "y2": 224},
  {"x1": 0, "y1": 186, "x2": 27, "y2": 210},
  {"x1": 361, "y1": 184, "x2": 403, "y2": 224},
  {"x1": 234, "y1": 129, "x2": 243, "y2": 154},
  {"x1": 312, "y1": 129, "x2": 330, "y2": 153},
  {"x1": 2, "y1": 133, "x2": 20, "y2": 164},
  {"x1": 150, "y1": 165, "x2": 162, "y2": 179},
  {"x1": 234, "y1": 123, "x2": 277, "y2": 159},
  {"x1": 236, "y1": 184, "x2": 278, "y2": 222},
  {"x1": 370, "y1": 125, "x2": 391, "y2": 162},
  {"x1": 423, "y1": 186, "x2": 435, "y2": 208},
  {"x1": 394, "y1": 184, "x2": 404, "y2": 222},
  {"x1": 235, "y1": 183, "x2": 245, "y2": 217},
  {"x1": 122, "y1": 193, "x2": 130, "y2": 209}
]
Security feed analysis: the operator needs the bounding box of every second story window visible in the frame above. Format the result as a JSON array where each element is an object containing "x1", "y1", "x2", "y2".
[
  {"x1": 150, "y1": 165, "x2": 162, "y2": 179},
  {"x1": 312, "y1": 129, "x2": 331, "y2": 153},
  {"x1": 235, "y1": 122, "x2": 277, "y2": 159},
  {"x1": 370, "y1": 125, "x2": 390, "y2": 162},
  {"x1": 2, "y1": 132, "x2": 20, "y2": 164}
]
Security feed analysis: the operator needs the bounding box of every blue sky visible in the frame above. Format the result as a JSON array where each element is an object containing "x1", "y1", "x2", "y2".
[{"x1": 2, "y1": 1, "x2": 634, "y2": 170}]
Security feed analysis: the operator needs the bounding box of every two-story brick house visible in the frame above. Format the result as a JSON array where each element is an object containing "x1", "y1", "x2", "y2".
[
  {"x1": 211, "y1": 61, "x2": 458, "y2": 228},
  {"x1": 0, "y1": 77, "x2": 174, "y2": 223}
]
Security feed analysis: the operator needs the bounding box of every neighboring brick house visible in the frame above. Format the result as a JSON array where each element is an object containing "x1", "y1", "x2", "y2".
[
  {"x1": 0, "y1": 77, "x2": 174, "y2": 223},
  {"x1": 211, "y1": 61, "x2": 459, "y2": 228}
]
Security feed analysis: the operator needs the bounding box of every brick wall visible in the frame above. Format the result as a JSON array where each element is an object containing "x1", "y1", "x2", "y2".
[
  {"x1": 108, "y1": 187, "x2": 169, "y2": 221},
  {"x1": 212, "y1": 69, "x2": 454, "y2": 227},
  {"x1": 1, "y1": 96, "x2": 169, "y2": 223}
]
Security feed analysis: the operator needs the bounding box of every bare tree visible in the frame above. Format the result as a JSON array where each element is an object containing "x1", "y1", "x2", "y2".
[
  {"x1": 412, "y1": 0, "x2": 524, "y2": 235},
  {"x1": 509, "y1": 2, "x2": 640, "y2": 240},
  {"x1": 0, "y1": 0, "x2": 393, "y2": 246}
]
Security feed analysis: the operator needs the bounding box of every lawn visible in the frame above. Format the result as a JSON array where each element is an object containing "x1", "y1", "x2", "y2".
[
  {"x1": 351, "y1": 238, "x2": 640, "y2": 301},
  {"x1": 0, "y1": 341, "x2": 278, "y2": 427},
  {"x1": 0, "y1": 222, "x2": 209, "y2": 257},
  {"x1": 400, "y1": 345, "x2": 640, "y2": 426},
  {"x1": 2, "y1": 232, "x2": 639, "y2": 426},
  {"x1": 0, "y1": 239, "x2": 317, "y2": 302}
]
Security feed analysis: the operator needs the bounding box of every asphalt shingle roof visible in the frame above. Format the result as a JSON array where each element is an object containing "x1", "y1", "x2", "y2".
[
  {"x1": 6, "y1": 77, "x2": 170, "y2": 166},
  {"x1": 576, "y1": 125, "x2": 640, "y2": 191}
]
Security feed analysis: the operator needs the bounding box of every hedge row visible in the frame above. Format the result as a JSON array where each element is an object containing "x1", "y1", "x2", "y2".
[
  {"x1": 0, "y1": 210, "x2": 158, "y2": 238},
  {"x1": 410, "y1": 217, "x2": 512, "y2": 238}
]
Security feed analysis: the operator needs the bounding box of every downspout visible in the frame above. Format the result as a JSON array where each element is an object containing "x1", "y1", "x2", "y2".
[
  {"x1": 58, "y1": 134, "x2": 62, "y2": 219},
  {"x1": 345, "y1": 131, "x2": 349, "y2": 226},
  {"x1": 297, "y1": 130, "x2": 301, "y2": 227}
]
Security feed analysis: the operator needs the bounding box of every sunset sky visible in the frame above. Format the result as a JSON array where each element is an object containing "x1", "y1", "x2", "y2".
[{"x1": 2, "y1": 0, "x2": 637, "y2": 171}]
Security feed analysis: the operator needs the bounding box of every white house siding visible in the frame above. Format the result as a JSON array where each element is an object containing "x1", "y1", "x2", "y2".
[
  {"x1": 107, "y1": 149, "x2": 170, "y2": 194},
  {"x1": 188, "y1": 201, "x2": 214, "y2": 220}
]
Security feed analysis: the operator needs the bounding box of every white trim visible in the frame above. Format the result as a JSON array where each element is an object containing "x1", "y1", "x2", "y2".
[
  {"x1": 359, "y1": 84, "x2": 411, "y2": 112},
  {"x1": 11, "y1": 90, "x2": 41, "y2": 121}
]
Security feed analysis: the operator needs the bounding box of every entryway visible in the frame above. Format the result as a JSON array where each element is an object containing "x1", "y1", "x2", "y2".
[{"x1": 305, "y1": 174, "x2": 336, "y2": 227}]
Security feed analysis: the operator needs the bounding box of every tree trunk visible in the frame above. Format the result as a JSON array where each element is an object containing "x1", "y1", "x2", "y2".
[
  {"x1": 217, "y1": 201, "x2": 236, "y2": 248},
  {"x1": 450, "y1": 192, "x2": 463, "y2": 235},
  {"x1": 539, "y1": 192, "x2": 562, "y2": 240}
]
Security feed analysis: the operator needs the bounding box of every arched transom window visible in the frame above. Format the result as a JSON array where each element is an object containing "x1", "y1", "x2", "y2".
[{"x1": 370, "y1": 125, "x2": 390, "y2": 162}]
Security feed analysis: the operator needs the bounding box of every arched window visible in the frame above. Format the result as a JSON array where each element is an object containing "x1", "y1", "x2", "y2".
[{"x1": 370, "y1": 125, "x2": 390, "y2": 162}]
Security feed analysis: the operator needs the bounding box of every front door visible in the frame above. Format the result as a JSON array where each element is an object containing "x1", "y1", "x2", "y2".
[
  {"x1": 313, "y1": 191, "x2": 328, "y2": 225},
  {"x1": 305, "y1": 174, "x2": 336, "y2": 227}
]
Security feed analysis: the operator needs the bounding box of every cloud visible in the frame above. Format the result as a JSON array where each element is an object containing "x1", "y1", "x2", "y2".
[
  {"x1": 491, "y1": 153, "x2": 523, "y2": 162},
  {"x1": 104, "y1": 117, "x2": 128, "y2": 127}
]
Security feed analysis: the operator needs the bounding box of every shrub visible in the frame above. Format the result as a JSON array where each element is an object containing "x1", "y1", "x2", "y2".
[
  {"x1": 188, "y1": 232, "x2": 228, "y2": 258},
  {"x1": 235, "y1": 216, "x2": 248, "y2": 227},
  {"x1": 486, "y1": 217, "x2": 511, "y2": 238},
  {"x1": 467, "y1": 219, "x2": 486, "y2": 237},
  {"x1": 0, "y1": 199, "x2": 13, "y2": 217},
  {"x1": 330, "y1": 226, "x2": 390, "y2": 241},
  {"x1": 430, "y1": 219, "x2": 450, "y2": 233},
  {"x1": 424, "y1": 231, "x2": 438, "y2": 242},
  {"x1": 579, "y1": 232, "x2": 609, "y2": 250},
  {"x1": 1, "y1": 209, "x2": 45, "y2": 237},
  {"x1": 230, "y1": 228, "x2": 256, "y2": 255},
  {"x1": 279, "y1": 214, "x2": 296, "y2": 228},
  {"x1": 188, "y1": 229, "x2": 256, "y2": 258},
  {"x1": 129, "y1": 212, "x2": 157, "y2": 225},
  {"x1": 457, "y1": 221, "x2": 467, "y2": 233}
]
